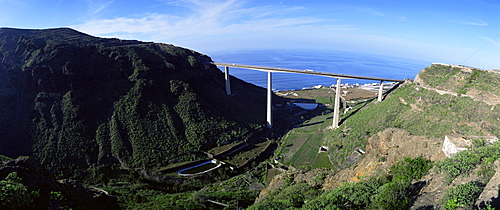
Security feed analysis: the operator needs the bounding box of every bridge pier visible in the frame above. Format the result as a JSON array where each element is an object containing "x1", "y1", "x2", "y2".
[
  {"x1": 332, "y1": 78, "x2": 341, "y2": 129},
  {"x1": 267, "y1": 72, "x2": 273, "y2": 129},
  {"x1": 213, "y1": 62, "x2": 405, "y2": 130},
  {"x1": 224, "y1": 66, "x2": 231, "y2": 95},
  {"x1": 377, "y1": 81, "x2": 384, "y2": 102}
]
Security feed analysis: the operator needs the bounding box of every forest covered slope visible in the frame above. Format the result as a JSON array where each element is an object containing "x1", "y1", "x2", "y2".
[{"x1": 0, "y1": 28, "x2": 268, "y2": 178}]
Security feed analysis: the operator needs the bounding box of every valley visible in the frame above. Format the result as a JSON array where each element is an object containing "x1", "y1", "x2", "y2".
[{"x1": 1, "y1": 28, "x2": 500, "y2": 209}]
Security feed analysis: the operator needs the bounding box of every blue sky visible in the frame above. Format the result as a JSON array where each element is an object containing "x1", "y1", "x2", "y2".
[{"x1": 2, "y1": 0, "x2": 500, "y2": 69}]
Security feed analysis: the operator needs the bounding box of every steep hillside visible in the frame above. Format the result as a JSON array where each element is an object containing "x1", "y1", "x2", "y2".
[
  {"x1": 325, "y1": 64, "x2": 500, "y2": 170},
  {"x1": 251, "y1": 63, "x2": 500, "y2": 209},
  {"x1": 0, "y1": 28, "x2": 268, "y2": 177}
]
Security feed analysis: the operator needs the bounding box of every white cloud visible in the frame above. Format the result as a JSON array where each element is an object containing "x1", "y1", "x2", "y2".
[
  {"x1": 73, "y1": 0, "x2": 340, "y2": 46},
  {"x1": 74, "y1": 0, "x2": 115, "y2": 22},
  {"x1": 88, "y1": 0, "x2": 115, "y2": 15},
  {"x1": 449, "y1": 19, "x2": 488, "y2": 26}
]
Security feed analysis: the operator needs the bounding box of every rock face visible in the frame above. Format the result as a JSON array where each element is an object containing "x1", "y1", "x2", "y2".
[
  {"x1": 0, "y1": 156, "x2": 120, "y2": 209},
  {"x1": 475, "y1": 160, "x2": 500, "y2": 208},
  {"x1": 323, "y1": 128, "x2": 445, "y2": 189},
  {"x1": 0, "y1": 28, "x2": 267, "y2": 177}
]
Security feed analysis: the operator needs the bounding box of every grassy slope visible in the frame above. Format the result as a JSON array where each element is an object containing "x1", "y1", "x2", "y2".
[{"x1": 327, "y1": 65, "x2": 500, "y2": 168}]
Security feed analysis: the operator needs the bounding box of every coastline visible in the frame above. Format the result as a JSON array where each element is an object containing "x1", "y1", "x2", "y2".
[
  {"x1": 276, "y1": 82, "x2": 397, "y2": 104},
  {"x1": 210, "y1": 49, "x2": 427, "y2": 91}
]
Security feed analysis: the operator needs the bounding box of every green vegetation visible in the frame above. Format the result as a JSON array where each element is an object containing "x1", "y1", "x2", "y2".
[
  {"x1": 94, "y1": 163, "x2": 266, "y2": 209},
  {"x1": 390, "y1": 157, "x2": 432, "y2": 182},
  {"x1": 249, "y1": 182, "x2": 320, "y2": 209},
  {"x1": 303, "y1": 177, "x2": 387, "y2": 209},
  {"x1": 273, "y1": 133, "x2": 497, "y2": 210},
  {"x1": 276, "y1": 108, "x2": 333, "y2": 168},
  {"x1": 252, "y1": 157, "x2": 432, "y2": 209},
  {"x1": 327, "y1": 80, "x2": 500, "y2": 169},
  {"x1": 0, "y1": 155, "x2": 11, "y2": 161},
  {"x1": 0, "y1": 28, "x2": 267, "y2": 179},
  {"x1": 0, "y1": 172, "x2": 38, "y2": 209},
  {"x1": 0, "y1": 27, "x2": 274, "y2": 209},
  {"x1": 441, "y1": 181, "x2": 484, "y2": 209},
  {"x1": 437, "y1": 140, "x2": 500, "y2": 183},
  {"x1": 3, "y1": 29, "x2": 500, "y2": 209},
  {"x1": 418, "y1": 64, "x2": 500, "y2": 96},
  {"x1": 313, "y1": 152, "x2": 334, "y2": 169}
]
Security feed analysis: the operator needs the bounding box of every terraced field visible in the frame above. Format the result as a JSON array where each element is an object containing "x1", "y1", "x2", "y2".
[
  {"x1": 277, "y1": 113, "x2": 334, "y2": 169},
  {"x1": 275, "y1": 87, "x2": 379, "y2": 169}
]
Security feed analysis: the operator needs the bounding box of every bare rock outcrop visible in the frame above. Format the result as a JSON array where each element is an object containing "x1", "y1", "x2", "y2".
[
  {"x1": 475, "y1": 160, "x2": 500, "y2": 209},
  {"x1": 323, "y1": 128, "x2": 445, "y2": 189}
]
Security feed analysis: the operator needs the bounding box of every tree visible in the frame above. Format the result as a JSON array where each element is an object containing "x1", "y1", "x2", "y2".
[{"x1": 0, "y1": 172, "x2": 36, "y2": 209}]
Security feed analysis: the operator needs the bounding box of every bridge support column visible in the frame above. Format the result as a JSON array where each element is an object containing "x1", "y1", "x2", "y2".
[
  {"x1": 266, "y1": 72, "x2": 273, "y2": 129},
  {"x1": 224, "y1": 66, "x2": 231, "y2": 95},
  {"x1": 332, "y1": 78, "x2": 341, "y2": 129},
  {"x1": 377, "y1": 81, "x2": 384, "y2": 102}
]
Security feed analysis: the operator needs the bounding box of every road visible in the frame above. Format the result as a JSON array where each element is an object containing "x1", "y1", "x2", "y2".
[{"x1": 213, "y1": 62, "x2": 405, "y2": 82}]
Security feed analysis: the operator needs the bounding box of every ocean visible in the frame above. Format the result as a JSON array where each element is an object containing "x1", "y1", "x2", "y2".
[{"x1": 207, "y1": 49, "x2": 429, "y2": 91}]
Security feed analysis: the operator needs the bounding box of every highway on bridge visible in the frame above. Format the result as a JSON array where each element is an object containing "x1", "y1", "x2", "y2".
[
  {"x1": 213, "y1": 62, "x2": 405, "y2": 83},
  {"x1": 212, "y1": 62, "x2": 405, "y2": 129}
]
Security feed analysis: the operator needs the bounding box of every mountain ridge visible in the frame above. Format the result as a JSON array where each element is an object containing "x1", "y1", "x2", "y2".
[{"x1": 0, "y1": 27, "x2": 269, "y2": 177}]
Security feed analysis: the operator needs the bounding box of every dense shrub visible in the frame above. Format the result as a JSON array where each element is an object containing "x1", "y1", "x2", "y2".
[
  {"x1": 301, "y1": 157, "x2": 432, "y2": 210},
  {"x1": 437, "y1": 141, "x2": 500, "y2": 183},
  {"x1": 302, "y1": 176, "x2": 386, "y2": 209},
  {"x1": 390, "y1": 157, "x2": 432, "y2": 182},
  {"x1": 371, "y1": 180, "x2": 412, "y2": 209},
  {"x1": 441, "y1": 181, "x2": 484, "y2": 210},
  {"x1": 0, "y1": 172, "x2": 37, "y2": 209}
]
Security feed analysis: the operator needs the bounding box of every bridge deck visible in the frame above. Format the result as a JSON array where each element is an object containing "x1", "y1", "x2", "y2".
[
  {"x1": 213, "y1": 62, "x2": 405, "y2": 82},
  {"x1": 212, "y1": 61, "x2": 404, "y2": 129}
]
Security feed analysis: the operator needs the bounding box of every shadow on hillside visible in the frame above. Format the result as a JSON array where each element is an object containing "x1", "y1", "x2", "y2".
[
  {"x1": 338, "y1": 98, "x2": 375, "y2": 126},
  {"x1": 475, "y1": 187, "x2": 500, "y2": 209},
  {"x1": 338, "y1": 82, "x2": 403, "y2": 126},
  {"x1": 409, "y1": 181, "x2": 430, "y2": 209},
  {"x1": 296, "y1": 121, "x2": 324, "y2": 128},
  {"x1": 292, "y1": 105, "x2": 331, "y2": 128}
]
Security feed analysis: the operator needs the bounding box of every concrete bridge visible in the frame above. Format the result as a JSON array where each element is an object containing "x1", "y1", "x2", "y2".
[{"x1": 213, "y1": 62, "x2": 405, "y2": 129}]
